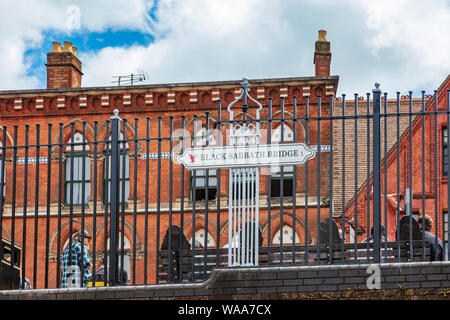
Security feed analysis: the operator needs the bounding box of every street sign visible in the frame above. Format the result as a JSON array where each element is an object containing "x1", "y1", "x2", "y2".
[{"x1": 176, "y1": 142, "x2": 316, "y2": 170}]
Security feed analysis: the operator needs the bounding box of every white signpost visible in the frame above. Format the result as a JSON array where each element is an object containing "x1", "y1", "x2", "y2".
[
  {"x1": 176, "y1": 78, "x2": 316, "y2": 267},
  {"x1": 176, "y1": 143, "x2": 316, "y2": 170}
]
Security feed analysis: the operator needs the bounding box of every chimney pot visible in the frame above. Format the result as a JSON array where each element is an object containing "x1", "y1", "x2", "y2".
[
  {"x1": 314, "y1": 30, "x2": 331, "y2": 77},
  {"x1": 51, "y1": 42, "x2": 62, "y2": 53},
  {"x1": 46, "y1": 41, "x2": 82, "y2": 89},
  {"x1": 318, "y1": 30, "x2": 327, "y2": 41}
]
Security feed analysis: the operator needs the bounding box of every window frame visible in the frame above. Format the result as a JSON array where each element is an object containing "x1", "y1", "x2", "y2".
[
  {"x1": 189, "y1": 169, "x2": 217, "y2": 202},
  {"x1": 0, "y1": 156, "x2": 5, "y2": 199},
  {"x1": 105, "y1": 232, "x2": 131, "y2": 284},
  {"x1": 272, "y1": 225, "x2": 300, "y2": 245},
  {"x1": 103, "y1": 151, "x2": 130, "y2": 204},
  {"x1": 64, "y1": 152, "x2": 91, "y2": 206},
  {"x1": 443, "y1": 126, "x2": 448, "y2": 177},
  {"x1": 189, "y1": 127, "x2": 217, "y2": 202},
  {"x1": 189, "y1": 228, "x2": 216, "y2": 248},
  {"x1": 444, "y1": 211, "x2": 448, "y2": 261},
  {"x1": 270, "y1": 124, "x2": 295, "y2": 199}
]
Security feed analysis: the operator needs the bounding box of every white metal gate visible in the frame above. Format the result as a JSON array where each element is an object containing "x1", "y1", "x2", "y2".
[{"x1": 227, "y1": 78, "x2": 263, "y2": 266}]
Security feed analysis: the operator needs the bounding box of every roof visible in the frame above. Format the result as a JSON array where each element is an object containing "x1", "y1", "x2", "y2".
[
  {"x1": 0, "y1": 75, "x2": 339, "y2": 97},
  {"x1": 332, "y1": 74, "x2": 450, "y2": 217},
  {"x1": 332, "y1": 97, "x2": 425, "y2": 216}
]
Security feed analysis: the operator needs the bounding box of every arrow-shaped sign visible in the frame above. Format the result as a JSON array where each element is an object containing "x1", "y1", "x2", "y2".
[{"x1": 176, "y1": 143, "x2": 316, "y2": 170}]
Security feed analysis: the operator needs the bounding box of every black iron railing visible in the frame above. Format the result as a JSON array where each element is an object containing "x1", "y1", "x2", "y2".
[{"x1": 0, "y1": 87, "x2": 448, "y2": 290}]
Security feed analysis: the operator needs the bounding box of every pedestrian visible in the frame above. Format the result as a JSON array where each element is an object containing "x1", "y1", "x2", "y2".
[
  {"x1": 362, "y1": 224, "x2": 390, "y2": 263},
  {"x1": 61, "y1": 230, "x2": 92, "y2": 288},
  {"x1": 362, "y1": 224, "x2": 390, "y2": 243},
  {"x1": 417, "y1": 214, "x2": 443, "y2": 261}
]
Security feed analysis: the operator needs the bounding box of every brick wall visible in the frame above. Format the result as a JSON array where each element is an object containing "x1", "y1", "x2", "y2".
[
  {"x1": 343, "y1": 76, "x2": 450, "y2": 242},
  {"x1": 332, "y1": 98, "x2": 424, "y2": 218},
  {"x1": 2, "y1": 261, "x2": 450, "y2": 300},
  {"x1": 0, "y1": 77, "x2": 338, "y2": 288}
]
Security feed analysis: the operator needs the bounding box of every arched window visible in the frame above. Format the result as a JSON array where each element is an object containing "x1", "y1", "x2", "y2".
[
  {"x1": 443, "y1": 126, "x2": 448, "y2": 176},
  {"x1": 106, "y1": 232, "x2": 131, "y2": 251},
  {"x1": 272, "y1": 225, "x2": 300, "y2": 245},
  {"x1": 105, "y1": 232, "x2": 131, "y2": 284},
  {"x1": 223, "y1": 232, "x2": 239, "y2": 249},
  {"x1": 0, "y1": 142, "x2": 5, "y2": 198},
  {"x1": 190, "y1": 128, "x2": 217, "y2": 201},
  {"x1": 193, "y1": 128, "x2": 216, "y2": 147},
  {"x1": 189, "y1": 228, "x2": 215, "y2": 248},
  {"x1": 444, "y1": 212, "x2": 448, "y2": 260},
  {"x1": 104, "y1": 131, "x2": 130, "y2": 204},
  {"x1": 270, "y1": 125, "x2": 294, "y2": 198},
  {"x1": 65, "y1": 132, "x2": 91, "y2": 205},
  {"x1": 271, "y1": 125, "x2": 294, "y2": 143}
]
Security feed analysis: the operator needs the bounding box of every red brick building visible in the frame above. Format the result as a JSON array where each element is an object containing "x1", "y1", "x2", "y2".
[
  {"x1": 0, "y1": 31, "x2": 338, "y2": 288},
  {"x1": 343, "y1": 75, "x2": 450, "y2": 251}
]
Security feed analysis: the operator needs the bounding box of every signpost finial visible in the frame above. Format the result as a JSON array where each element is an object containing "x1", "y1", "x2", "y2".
[
  {"x1": 111, "y1": 109, "x2": 121, "y2": 119},
  {"x1": 241, "y1": 77, "x2": 250, "y2": 114}
]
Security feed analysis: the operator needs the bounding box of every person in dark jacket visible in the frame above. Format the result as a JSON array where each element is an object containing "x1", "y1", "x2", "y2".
[
  {"x1": 362, "y1": 224, "x2": 390, "y2": 263},
  {"x1": 418, "y1": 214, "x2": 443, "y2": 261},
  {"x1": 362, "y1": 224, "x2": 390, "y2": 243},
  {"x1": 161, "y1": 225, "x2": 191, "y2": 282}
]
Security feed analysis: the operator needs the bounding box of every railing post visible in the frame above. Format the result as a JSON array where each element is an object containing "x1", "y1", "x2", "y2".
[
  {"x1": 372, "y1": 83, "x2": 382, "y2": 263},
  {"x1": 109, "y1": 109, "x2": 121, "y2": 285}
]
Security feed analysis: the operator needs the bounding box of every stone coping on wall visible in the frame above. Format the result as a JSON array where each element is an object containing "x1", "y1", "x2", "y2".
[{"x1": 2, "y1": 261, "x2": 450, "y2": 300}]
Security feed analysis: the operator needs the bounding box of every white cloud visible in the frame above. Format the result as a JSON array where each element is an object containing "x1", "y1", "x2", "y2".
[
  {"x1": 82, "y1": 0, "x2": 315, "y2": 86},
  {"x1": 80, "y1": 0, "x2": 449, "y2": 96},
  {"x1": 0, "y1": 0, "x2": 153, "y2": 90},
  {"x1": 0, "y1": 0, "x2": 449, "y2": 95},
  {"x1": 352, "y1": 0, "x2": 450, "y2": 95}
]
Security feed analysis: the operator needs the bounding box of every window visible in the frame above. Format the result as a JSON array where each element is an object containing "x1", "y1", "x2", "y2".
[
  {"x1": 65, "y1": 133, "x2": 91, "y2": 205},
  {"x1": 270, "y1": 125, "x2": 294, "y2": 198},
  {"x1": 104, "y1": 153, "x2": 130, "y2": 204},
  {"x1": 189, "y1": 229, "x2": 215, "y2": 248},
  {"x1": 106, "y1": 233, "x2": 131, "y2": 284},
  {"x1": 66, "y1": 132, "x2": 88, "y2": 152},
  {"x1": 190, "y1": 169, "x2": 217, "y2": 201},
  {"x1": 270, "y1": 167, "x2": 294, "y2": 198},
  {"x1": 65, "y1": 156, "x2": 91, "y2": 205},
  {"x1": 272, "y1": 125, "x2": 294, "y2": 142},
  {"x1": 272, "y1": 225, "x2": 300, "y2": 245},
  {"x1": 223, "y1": 232, "x2": 239, "y2": 249},
  {"x1": 443, "y1": 127, "x2": 448, "y2": 176},
  {"x1": 193, "y1": 128, "x2": 216, "y2": 147},
  {"x1": 190, "y1": 128, "x2": 217, "y2": 202},
  {"x1": 444, "y1": 212, "x2": 448, "y2": 260},
  {"x1": 224, "y1": 223, "x2": 262, "y2": 250},
  {"x1": 0, "y1": 142, "x2": 5, "y2": 198},
  {"x1": 104, "y1": 130, "x2": 130, "y2": 204}
]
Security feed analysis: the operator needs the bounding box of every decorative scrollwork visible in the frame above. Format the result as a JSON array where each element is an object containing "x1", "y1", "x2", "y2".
[
  {"x1": 229, "y1": 122, "x2": 260, "y2": 146},
  {"x1": 226, "y1": 77, "x2": 262, "y2": 146}
]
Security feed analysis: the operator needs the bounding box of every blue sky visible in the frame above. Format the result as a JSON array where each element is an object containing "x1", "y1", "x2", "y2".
[
  {"x1": 24, "y1": 29, "x2": 154, "y2": 86},
  {"x1": 1, "y1": 0, "x2": 449, "y2": 97}
]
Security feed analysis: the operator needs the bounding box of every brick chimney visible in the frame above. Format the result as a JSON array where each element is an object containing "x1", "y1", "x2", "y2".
[
  {"x1": 46, "y1": 41, "x2": 83, "y2": 89},
  {"x1": 313, "y1": 30, "x2": 331, "y2": 77}
]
